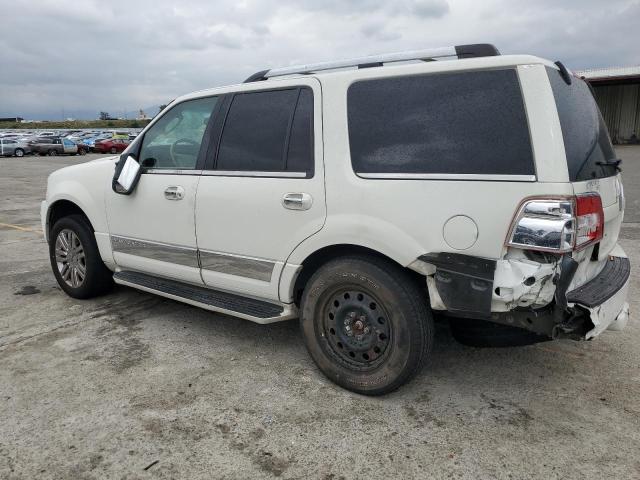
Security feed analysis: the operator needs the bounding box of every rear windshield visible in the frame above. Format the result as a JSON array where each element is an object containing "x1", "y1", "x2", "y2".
[{"x1": 546, "y1": 67, "x2": 617, "y2": 181}]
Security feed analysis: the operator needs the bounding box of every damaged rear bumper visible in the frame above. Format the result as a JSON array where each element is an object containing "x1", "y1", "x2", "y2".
[
  {"x1": 489, "y1": 255, "x2": 630, "y2": 340},
  {"x1": 566, "y1": 256, "x2": 630, "y2": 339},
  {"x1": 416, "y1": 250, "x2": 631, "y2": 341}
]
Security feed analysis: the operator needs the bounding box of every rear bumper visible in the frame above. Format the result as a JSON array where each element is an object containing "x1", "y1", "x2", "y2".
[
  {"x1": 567, "y1": 256, "x2": 630, "y2": 339},
  {"x1": 485, "y1": 252, "x2": 630, "y2": 341}
]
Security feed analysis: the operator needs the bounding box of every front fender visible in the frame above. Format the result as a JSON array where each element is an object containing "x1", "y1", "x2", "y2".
[{"x1": 43, "y1": 158, "x2": 116, "y2": 243}]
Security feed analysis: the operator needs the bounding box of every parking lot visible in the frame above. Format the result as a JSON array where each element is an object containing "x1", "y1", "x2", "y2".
[{"x1": 1, "y1": 149, "x2": 639, "y2": 479}]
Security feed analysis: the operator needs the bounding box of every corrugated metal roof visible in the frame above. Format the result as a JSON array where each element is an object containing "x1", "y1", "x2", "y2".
[{"x1": 574, "y1": 65, "x2": 640, "y2": 80}]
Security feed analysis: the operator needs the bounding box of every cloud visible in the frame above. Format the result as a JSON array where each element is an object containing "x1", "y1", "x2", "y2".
[
  {"x1": 0, "y1": 0, "x2": 638, "y2": 119},
  {"x1": 406, "y1": 0, "x2": 450, "y2": 18}
]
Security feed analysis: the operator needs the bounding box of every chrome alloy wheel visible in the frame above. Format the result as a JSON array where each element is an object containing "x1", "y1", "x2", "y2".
[{"x1": 55, "y1": 229, "x2": 86, "y2": 287}]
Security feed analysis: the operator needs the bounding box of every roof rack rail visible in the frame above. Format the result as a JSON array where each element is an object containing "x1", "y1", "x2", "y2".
[{"x1": 244, "y1": 43, "x2": 499, "y2": 82}]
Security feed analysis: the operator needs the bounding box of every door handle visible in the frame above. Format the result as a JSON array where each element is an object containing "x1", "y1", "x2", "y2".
[
  {"x1": 282, "y1": 193, "x2": 313, "y2": 211},
  {"x1": 164, "y1": 186, "x2": 185, "y2": 200}
]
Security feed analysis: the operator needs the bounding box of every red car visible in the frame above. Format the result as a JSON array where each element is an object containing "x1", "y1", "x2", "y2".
[{"x1": 93, "y1": 138, "x2": 130, "y2": 154}]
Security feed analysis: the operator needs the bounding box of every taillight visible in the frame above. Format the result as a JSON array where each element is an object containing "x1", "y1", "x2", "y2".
[
  {"x1": 574, "y1": 193, "x2": 603, "y2": 249},
  {"x1": 506, "y1": 194, "x2": 604, "y2": 253}
]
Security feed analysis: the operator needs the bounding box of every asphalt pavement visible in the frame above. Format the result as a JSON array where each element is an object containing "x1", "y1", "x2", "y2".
[{"x1": 1, "y1": 149, "x2": 639, "y2": 479}]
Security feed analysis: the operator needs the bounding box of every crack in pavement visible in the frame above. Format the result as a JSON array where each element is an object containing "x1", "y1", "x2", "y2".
[{"x1": 0, "y1": 318, "x2": 87, "y2": 350}]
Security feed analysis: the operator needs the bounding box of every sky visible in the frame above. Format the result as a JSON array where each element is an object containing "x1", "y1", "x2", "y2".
[{"x1": 1, "y1": 0, "x2": 639, "y2": 120}]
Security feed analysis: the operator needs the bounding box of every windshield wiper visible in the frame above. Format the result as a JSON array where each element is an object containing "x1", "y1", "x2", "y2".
[{"x1": 596, "y1": 158, "x2": 622, "y2": 172}]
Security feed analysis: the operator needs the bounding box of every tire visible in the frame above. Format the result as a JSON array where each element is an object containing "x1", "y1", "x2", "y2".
[
  {"x1": 79, "y1": 148, "x2": 87, "y2": 156},
  {"x1": 450, "y1": 318, "x2": 551, "y2": 348},
  {"x1": 300, "y1": 255, "x2": 433, "y2": 395},
  {"x1": 48, "y1": 149, "x2": 57, "y2": 156},
  {"x1": 14, "y1": 148, "x2": 24, "y2": 157},
  {"x1": 110, "y1": 147, "x2": 117, "y2": 154},
  {"x1": 49, "y1": 215, "x2": 114, "y2": 299}
]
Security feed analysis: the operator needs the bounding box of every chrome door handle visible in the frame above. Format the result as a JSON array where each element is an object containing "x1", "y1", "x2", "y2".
[
  {"x1": 282, "y1": 193, "x2": 313, "y2": 211},
  {"x1": 164, "y1": 186, "x2": 185, "y2": 200}
]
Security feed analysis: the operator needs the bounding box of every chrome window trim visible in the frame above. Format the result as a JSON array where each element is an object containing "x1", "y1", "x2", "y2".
[
  {"x1": 357, "y1": 173, "x2": 537, "y2": 182},
  {"x1": 201, "y1": 170, "x2": 307, "y2": 178},
  {"x1": 110, "y1": 235, "x2": 199, "y2": 268},
  {"x1": 199, "y1": 249, "x2": 275, "y2": 282}
]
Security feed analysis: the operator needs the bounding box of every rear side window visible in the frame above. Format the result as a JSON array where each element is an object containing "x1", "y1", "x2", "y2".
[
  {"x1": 216, "y1": 88, "x2": 313, "y2": 174},
  {"x1": 546, "y1": 67, "x2": 617, "y2": 181},
  {"x1": 347, "y1": 69, "x2": 534, "y2": 176}
]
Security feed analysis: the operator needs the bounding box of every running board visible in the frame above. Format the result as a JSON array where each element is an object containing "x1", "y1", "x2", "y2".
[{"x1": 113, "y1": 271, "x2": 297, "y2": 324}]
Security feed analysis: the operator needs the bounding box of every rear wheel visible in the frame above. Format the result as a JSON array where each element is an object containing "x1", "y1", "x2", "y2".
[
  {"x1": 48, "y1": 149, "x2": 57, "y2": 156},
  {"x1": 49, "y1": 215, "x2": 113, "y2": 299},
  {"x1": 110, "y1": 147, "x2": 117, "y2": 154},
  {"x1": 300, "y1": 255, "x2": 433, "y2": 395},
  {"x1": 14, "y1": 148, "x2": 24, "y2": 157}
]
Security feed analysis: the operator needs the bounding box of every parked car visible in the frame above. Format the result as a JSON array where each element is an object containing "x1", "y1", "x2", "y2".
[
  {"x1": 83, "y1": 133, "x2": 113, "y2": 149},
  {"x1": 68, "y1": 132, "x2": 98, "y2": 143},
  {"x1": 41, "y1": 44, "x2": 630, "y2": 395},
  {"x1": 0, "y1": 138, "x2": 31, "y2": 157},
  {"x1": 29, "y1": 137, "x2": 87, "y2": 156},
  {"x1": 93, "y1": 138, "x2": 130, "y2": 154}
]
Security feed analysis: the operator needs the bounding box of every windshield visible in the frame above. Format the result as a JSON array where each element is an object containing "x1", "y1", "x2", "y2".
[{"x1": 547, "y1": 67, "x2": 618, "y2": 181}]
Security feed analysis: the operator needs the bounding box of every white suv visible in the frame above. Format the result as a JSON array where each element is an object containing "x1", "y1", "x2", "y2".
[{"x1": 42, "y1": 44, "x2": 630, "y2": 395}]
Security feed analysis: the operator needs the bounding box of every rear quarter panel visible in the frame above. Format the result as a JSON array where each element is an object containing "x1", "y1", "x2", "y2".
[{"x1": 287, "y1": 60, "x2": 573, "y2": 268}]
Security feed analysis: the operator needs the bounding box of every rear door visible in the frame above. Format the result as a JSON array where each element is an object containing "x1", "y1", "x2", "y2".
[{"x1": 195, "y1": 78, "x2": 325, "y2": 301}]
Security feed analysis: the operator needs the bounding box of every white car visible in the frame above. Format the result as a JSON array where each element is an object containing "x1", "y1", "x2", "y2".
[{"x1": 41, "y1": 44, "x2": 630, "y2": 395}]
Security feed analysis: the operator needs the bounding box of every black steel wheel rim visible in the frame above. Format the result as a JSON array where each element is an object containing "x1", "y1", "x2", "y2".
[{"x1": 320, "y1": 288, "x2": 392, "y2": 371}]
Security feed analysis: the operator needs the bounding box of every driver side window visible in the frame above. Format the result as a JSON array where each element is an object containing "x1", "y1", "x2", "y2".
[{"x1": 139, "y1": 96, "x2": 218, "y2": 170}]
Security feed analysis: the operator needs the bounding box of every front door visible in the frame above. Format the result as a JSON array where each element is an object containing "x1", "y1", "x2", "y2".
[
  {"x1": 195, "y1": 79, "x2": 325, "y2": 301},
  {"x1": 105, "y1": 95, "x2": 219, "y2": 284},
  {"x1": 62, "y1": 138, "x2": 77, "y2": 154}
]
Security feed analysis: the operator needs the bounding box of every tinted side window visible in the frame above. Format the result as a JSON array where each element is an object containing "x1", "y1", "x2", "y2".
[
  {"x1": 286, "y1": 89, "x2": 314, "y2": 173},
  {"x1": 216, "y1": 88, "x2": 311, "y2": 172},
  {"x1": 546, "y1": 67, "x2": 617, "y2": 181},
  {"x1": 140, "y1": 96, "x2": 217, "y2": 170},
  {"x1": 347, "y1": 69, "x2": 534, "y2": 175}
]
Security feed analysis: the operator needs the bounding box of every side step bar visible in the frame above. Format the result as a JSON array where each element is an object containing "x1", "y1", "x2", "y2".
[{"x1": 113, "y1": 271, "x2": 297, "y2": 324}]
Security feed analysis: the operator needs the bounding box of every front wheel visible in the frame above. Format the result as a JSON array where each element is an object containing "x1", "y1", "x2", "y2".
[
  {"x1": 48, "y1": 149, "x2": 57, "y2": 156},
  {"x1": 14, "y1": 148, "x2": 24, "y2": 157},
  {"x1": 110, "y1": 147, "x2": 117, "y2": 154},
  {"x1": 300, "y1": 256, "x2": 433, "y2": 395},
  {"x1": 49, "y1": 215, "x2": 114, "y2": 299}
]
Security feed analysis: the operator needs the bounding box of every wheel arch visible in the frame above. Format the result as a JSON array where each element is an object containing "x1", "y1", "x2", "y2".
[
  {"x1": 46, "y1": 199, "x2": 95, "y2": 239},
  {"x1": 288, "y1": 243, "x2": 425, "y2": 307}
]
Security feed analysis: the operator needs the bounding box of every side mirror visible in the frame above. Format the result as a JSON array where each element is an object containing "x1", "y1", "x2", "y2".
[{"x1": 112, "y1": 155, "x2": 142, "y2": 195}]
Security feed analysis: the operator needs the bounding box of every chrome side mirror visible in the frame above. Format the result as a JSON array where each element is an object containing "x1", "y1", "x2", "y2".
[{"x1": 112, "y1": 155, "x2": 142, "y2": 195}]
